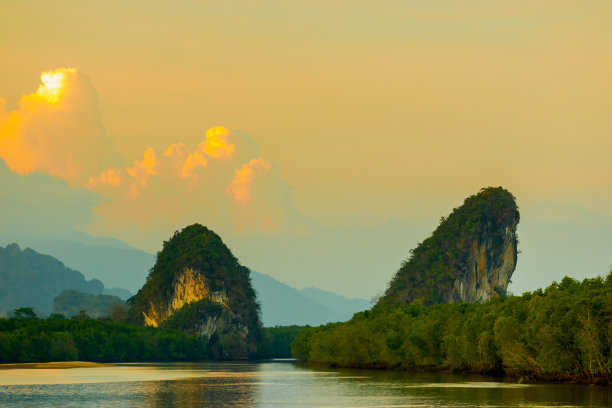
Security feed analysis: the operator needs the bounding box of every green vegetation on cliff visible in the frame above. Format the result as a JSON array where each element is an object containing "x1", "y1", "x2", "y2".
[
  {"x1": 381, "y1": 187, "x2": 519, "y2": 306},
  {"x1": 293, "y1": 272, "x2": 612, "y2": 384},
  {"x1": 129, "y1": 224, "x2": 263, "y2": 359}
]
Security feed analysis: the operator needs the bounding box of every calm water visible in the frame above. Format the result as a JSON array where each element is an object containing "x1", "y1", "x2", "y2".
[{"x1": 0, "y1": 361, "x2": 610, "y2": 407}]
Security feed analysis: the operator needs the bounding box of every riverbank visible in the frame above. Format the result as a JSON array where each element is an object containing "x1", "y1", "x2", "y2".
[
  {"x1": 296, "y1": 361, "x2": 611, "y2": 386},
  {"x1": 291, "y1": 274, "x2": 612, "y2": 387},
  {"x1": 0, "y1": 361, "x2": 109, "y2": 369}
]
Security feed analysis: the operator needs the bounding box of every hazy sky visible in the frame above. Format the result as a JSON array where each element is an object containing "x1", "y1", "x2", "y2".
[{"x1": 1, "y1": 1, "x2": 611, "y2": 298}]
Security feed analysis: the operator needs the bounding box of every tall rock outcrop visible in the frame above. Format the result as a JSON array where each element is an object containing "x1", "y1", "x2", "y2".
[
  {"x1": 380, "y1": 187, "x2": 519, "y2": 306},
  {"x1": 128, "y1": 224, "x2": 262, "y2": 359}
]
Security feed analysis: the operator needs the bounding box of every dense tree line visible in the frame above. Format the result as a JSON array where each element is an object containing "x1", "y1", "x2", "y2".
[
  {"x1": 0, "y1": 311, "x2": 207, "y2": 363},
  {"x1": 0, "y1": 307, "x2": 305, "y2": 362},
  {"x1": 293, "y1": 272, "x2": 612, "y2": 384},
  {"x1": 261, "y1": 325, "x2": 308, "y2": 358}
]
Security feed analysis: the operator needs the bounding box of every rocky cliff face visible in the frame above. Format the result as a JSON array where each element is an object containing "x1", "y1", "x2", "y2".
[
  {"x1": 140, "y1": 267, "x2": 228, "y2": 327},
  {"x1": 380, "y1": 187, "x2": 519, "y2": 306},
  {"x1": 128, "y1": 224, "x2": 262, "y2": 359},
  {"x1": 446, "y1": 218, "x2": 518, "y2": 303}
]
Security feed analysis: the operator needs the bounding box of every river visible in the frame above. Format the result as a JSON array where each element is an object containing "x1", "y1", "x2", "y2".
[{"x1": 0, "y1": 361, "x2": 609, "y2": 407}]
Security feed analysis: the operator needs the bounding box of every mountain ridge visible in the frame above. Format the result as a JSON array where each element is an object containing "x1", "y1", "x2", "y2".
[{"x1": 0, "y1": 244, "x2": 104, "y2": 316}]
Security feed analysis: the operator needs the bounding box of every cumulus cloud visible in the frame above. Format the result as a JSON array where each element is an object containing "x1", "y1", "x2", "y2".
[
  {"x1": 226, "y1": 158, "x2": 297, "y2": 234},
  {"x1": 1, "y1": 68, "x2": 303, "y2": 251},
  {"x1": 0, "y1": 157, "x2": 100, "y2": 241},
  {"x1": 86, "y1": 125, "x2": 302, "y2": 248},
  {"x1": 227, "y1": 158, "x2": 272, "y2": 204},
  {"x1": 0, "y1": 68, "x2": 122, "y2": 185}
]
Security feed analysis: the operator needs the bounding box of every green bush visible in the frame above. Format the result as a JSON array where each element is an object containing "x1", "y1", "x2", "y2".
[{"x1": 293, "y1": 271, "x2": 612, "y2": 383}]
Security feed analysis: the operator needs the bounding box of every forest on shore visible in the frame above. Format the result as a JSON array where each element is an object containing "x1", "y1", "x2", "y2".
[
  {"x1": 2, "y1": 273, "x2": 611, "y2": 386},
  {"x1": 0, "y1": 311, "x2": 207, "y2": 363},
  {"x1": 292, "y1": 272, "x2": 612, "y2": 384},
  {"x1": 0, "y1": 307, "x2": 304, "y2": 363}
]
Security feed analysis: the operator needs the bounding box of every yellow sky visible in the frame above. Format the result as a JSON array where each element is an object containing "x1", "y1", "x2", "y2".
[{"x1": 1, "y1": 1, "x2": 611, "y2": 297}]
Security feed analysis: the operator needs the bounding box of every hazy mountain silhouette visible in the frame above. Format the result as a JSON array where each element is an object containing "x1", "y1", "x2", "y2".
[
  {"x1": 1, "y1": 232, "x2": 370, "y2": 326},
  {"x1": 298, "y1": 287, "x2": 371, "y2": 321},
  {"x1": 0, "y1": 244, "x2": 104, "y2": 316},
  {"x1": 26, "y1": 238, "x2": 154, "y2": 293},
  {"x1": 251, "y1": 271, "x2": 370, "y2": 326}
]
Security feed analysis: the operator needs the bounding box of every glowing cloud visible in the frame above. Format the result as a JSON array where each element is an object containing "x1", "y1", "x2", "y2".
[
  {"x1": 225, "y1": 157, "x2": 299, "y2": 235},
  {"x1": 180, "y1": 126, "x2": 235, "y2": 177},
  {"x1": 0, "y1": 68, "x2": 122, "y2": 184},
  {"x1": 86, "y1": 147, "x2": 157, "y2": 200},
  {"x1": 202, "y1": 125, "x2": 235, "y2": 158},
  {"x1": 1, "y1": 68, "x2": 301, "y2": 249},
  {"x1": 227, "y1": 158, "x2": 272, "y2": 204},
  {"x1": 86, "y1": 125, "x2": 301, "y2": 247},
  {"x1": 86, "y1": 127, "x2": 236, "y2": 197},
  {"x1": 37, "y1": 68, "x2": 74, "y2": 103}
]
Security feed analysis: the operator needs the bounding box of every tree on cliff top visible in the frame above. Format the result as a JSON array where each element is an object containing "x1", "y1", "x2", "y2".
[{"x1": 379, "y1": 187, "x2": 519, "y2": 306}]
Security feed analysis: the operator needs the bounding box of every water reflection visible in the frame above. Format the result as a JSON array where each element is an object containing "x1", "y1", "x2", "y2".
[
  {"x1": 0, "y1": 361, "x2": 610, "y2": 408},
  {"x1": 146, "y1": 363, "x2": 257, "y2": 408}
]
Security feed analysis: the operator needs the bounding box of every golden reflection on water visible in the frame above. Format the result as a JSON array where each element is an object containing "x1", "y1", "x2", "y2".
[
  {"x1": 0, "y1": 362, "x2": 610, "y2": 408},
  {"x1": 0, "y1": 365, "x2": 258, "y2": 385},
  {"x1": 143, "y1": 378, "x2": 255, "y2": 408}
]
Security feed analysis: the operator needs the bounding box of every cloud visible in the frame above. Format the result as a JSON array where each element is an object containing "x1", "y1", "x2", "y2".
[
  {"x1": 1, "y1": 68, "x2": 304, "y2": 252},
  {"x1": 226, "y1": 158, "x2": 297, "y2": 234},
  {"x1": 227, "y1": 158, "x2": 272, "y2": 205},
  {"x1": 86, "y1": 125, "x2": 302, "y2": 249},
  {"x1": 0, "y1": 68, "x2": 122, "y2": 185},
  {"x1": 0, "y1": 157, "x2": 100, "y2": 241}
]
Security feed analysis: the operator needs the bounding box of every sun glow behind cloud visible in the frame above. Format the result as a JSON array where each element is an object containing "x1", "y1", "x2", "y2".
[
  {"x1": 0, "y1": 68, "x2": 122, "y2": 183},
  {"x1": 1, "y1": 1, "x2": 611, "y2": 298},
  {"x1": 0, "y1": 69, "x2": 302, "y2": 250},
  {"x1": 37, "y1": 69, "x2": 74, "y2": 103}
]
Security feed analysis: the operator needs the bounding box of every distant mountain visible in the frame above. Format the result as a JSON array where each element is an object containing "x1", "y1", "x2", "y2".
[
  {"x1": 0, "y1": 244, "x2": 103, "y2": 316},
  {"x1": 53, "y1": 289, "x2": 124, "y2": 318},
  {"x1": 0, "y1": 233, "x2": 370, "y2": 327},
  {"x1": 103, "y1": 287, "x2": 133, "y2": 300},
  {"x1": 26, "y1": 239, "x2": 154, "y2": 293},
  {"x1": 251, "y1": 271, "x2": 371, "y2": 327},
  {"x1": 0, "y1": 230, "x2": 155, "y2": 293},
  {"x1": 298, "y1": 287, "x2": 371, "y2": 321}
]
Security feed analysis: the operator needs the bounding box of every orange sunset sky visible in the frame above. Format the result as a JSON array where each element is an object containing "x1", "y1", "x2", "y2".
[{"x1": 1, "y1": 1, "x2": 611, "y2": 298}]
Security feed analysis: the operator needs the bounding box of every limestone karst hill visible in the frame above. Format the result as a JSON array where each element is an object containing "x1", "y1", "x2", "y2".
[
  {"x1": 380, "y1": 186, "x2": 519, "y2": 306},
  {"x1": 128, "y1": 224, "x2": 262, "y2": 359}
]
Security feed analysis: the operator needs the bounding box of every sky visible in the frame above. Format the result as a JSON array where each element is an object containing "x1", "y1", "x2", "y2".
[{"x1": 1, "y1": 0, "x2": 611, "y2": 298}]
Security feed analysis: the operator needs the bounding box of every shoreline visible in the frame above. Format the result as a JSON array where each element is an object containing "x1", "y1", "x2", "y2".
[
  {"x1": 0, "y1": 361, "x2": 110, "y2": 370},
  {"x1": 296, "y1": 361, "x2": 612, "y2": 386}
]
